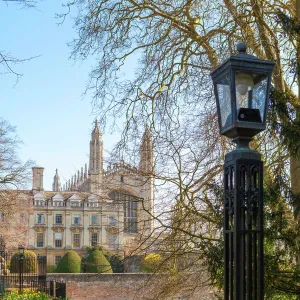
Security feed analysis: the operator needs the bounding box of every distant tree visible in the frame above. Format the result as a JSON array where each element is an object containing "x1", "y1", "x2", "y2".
[
  {"x1": 0, "y1": 118, "x2": 33, "y2": 249},
  {"x1": 56, "y1": 251, "x2": 81, "y2": 273},
  {"x1": 0, "y1": 118, "x2": 32, "y2": 188}
]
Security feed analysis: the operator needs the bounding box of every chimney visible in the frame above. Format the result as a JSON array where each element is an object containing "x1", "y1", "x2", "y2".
[{"x1": 32, "y1": 167, "x2": 44, "y2": 193}]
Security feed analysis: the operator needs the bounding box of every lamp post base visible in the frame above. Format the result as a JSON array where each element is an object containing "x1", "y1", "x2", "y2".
[{"x1": 224, "y1": 145, "x2": 264, "y2": 300}]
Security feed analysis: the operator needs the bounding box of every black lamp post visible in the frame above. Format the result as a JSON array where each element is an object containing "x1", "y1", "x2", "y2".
[
  {"x1": 18, "y1": 245, "x2": 24, "y2": 294},
  {"x1": 211, "y1": 43, "x2": 275, "y2": 300}
]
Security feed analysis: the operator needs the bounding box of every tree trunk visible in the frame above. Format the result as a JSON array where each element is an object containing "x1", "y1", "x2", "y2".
[
  {"x1": 292, "y1": 0, "x2": 300, "y2": 207},
  {"x1": 293, "y1": 4, "x2": 300, "y2": 299}
]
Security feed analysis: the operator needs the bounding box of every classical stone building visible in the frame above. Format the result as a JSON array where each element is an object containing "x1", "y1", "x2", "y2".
[{"x1": 27, "y1": 121, "x2": 154, "y2": 265}]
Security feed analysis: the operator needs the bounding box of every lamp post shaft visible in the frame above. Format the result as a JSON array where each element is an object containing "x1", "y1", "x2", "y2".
[
  {"x1": 224, "y1": 147, "x2": 264, "y2": 300},
  {"x1": 19, "y1": 258, "x2": 23, "y2": 294}
]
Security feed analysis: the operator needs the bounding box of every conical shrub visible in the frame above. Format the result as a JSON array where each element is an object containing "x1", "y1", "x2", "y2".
[
  {"x1": 82, "y1": 250, "x2": 112, "y2": 273},
  {"x1": 56, "y1": 250, "x2": 81, "y2": 273}
]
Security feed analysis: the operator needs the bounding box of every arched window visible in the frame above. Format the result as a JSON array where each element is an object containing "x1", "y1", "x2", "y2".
[{"x1": 108, "y1": 190, "x2": 138, "y2": 233}]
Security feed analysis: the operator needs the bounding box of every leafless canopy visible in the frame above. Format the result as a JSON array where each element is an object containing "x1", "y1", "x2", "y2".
[
  {"x1": 2, "y1": 0, "x2": 37, "y2": 8},
  {"x1": 0, "y1": 118, "x2": 32, "y2": 189},
  {"x1": 63, "y1": 1, "x2": 299, "y2": 296},
  {"x1": 0, "y1": 119, "x2": 33, "y2": 249},
  {"x1": 0, "y1": 0, "x2": 39, "y2": 82},
  {"x1": 64, "y1": 0, "x2": 297, "y2": 205}
]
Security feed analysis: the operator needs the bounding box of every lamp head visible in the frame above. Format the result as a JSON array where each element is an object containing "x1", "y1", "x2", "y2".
[
  {"x1": 18, "y1": 245, "x2": 25, "y2": 256},
  {"x1": 210, "y1": 42, "x2": 275, "y2": 139}
]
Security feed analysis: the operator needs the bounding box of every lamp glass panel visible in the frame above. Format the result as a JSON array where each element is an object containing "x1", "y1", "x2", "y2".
[
  {"x1": 252, "y1": 75, "x2": 268, "y2": 122},
  {"x1": 235, "y1": 72, "x2": 266, "y2": 123},
  {"x1": 235, "y1": 72, "x2": 254, "y2": 110},
  {"x1": 216, "y1": 72, "x2": 232, "y2": 129}
]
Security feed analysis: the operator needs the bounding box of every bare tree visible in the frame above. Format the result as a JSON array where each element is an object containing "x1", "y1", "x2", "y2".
[
  {"x1": 0, "y1": 0, "x2": 39, "y2": 82},
  {"x1": 0, "y1": 118, "x2": 33, "y2": 189},
  {"x1": 0, "y1": 191, "x2": 31, "y2": 249},
  {"x1": 0, "y1": 118, "x2": 33, "y2": 249},
  {"x1": 62, "y1": 0, "x2": 300, "y2": 298},
  {"x1": 2, "y1": 0, "x2": 37, "y2": 8}
]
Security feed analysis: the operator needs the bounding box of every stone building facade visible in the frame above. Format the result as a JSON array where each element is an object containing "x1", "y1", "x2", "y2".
[{"x1": 26, "y1": 121, "x2": 154, "y2": 265}]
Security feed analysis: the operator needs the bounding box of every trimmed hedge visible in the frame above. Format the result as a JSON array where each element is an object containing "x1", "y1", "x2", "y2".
[
  {"x1": 82, "y1": 250, "x2": 112, "y2": 273},
  {"x1": 56, "y1": 251, "x2": 81, "y2": 273},
  {"x1": 10, "y1": 250, "x2": 38, "y2": 273}
]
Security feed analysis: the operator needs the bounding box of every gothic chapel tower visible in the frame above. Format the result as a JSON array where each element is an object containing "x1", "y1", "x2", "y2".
[
  {"x1": 89, "y1": 120, "x2": 103, "y2": 194},
  {"x1": 140, "y1": 126, "x2": 154, "y2": 173},
  {"x1": 139, "y1": 126, "x2": 155, "y2": 234}
]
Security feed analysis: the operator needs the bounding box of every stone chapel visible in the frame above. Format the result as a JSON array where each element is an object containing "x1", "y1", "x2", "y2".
[{"x1": 27, "y1": 121, "x2": 154, "y2": 265}]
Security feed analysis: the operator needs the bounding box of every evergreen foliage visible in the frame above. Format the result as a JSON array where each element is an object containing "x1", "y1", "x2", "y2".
[
  {"x1": 10, "y1": 250, "x2": 37, "y2": 273},
  {"x1": 202, "y1": 181, "x2": 300, "y2": 297},
  {"x1": 104, "y1": 252, "x2": 124, "y2": 273},
  {"x1": 276, "y1": 11, "x2": 300, "y2": 38},
  {"x1": 269, "y1": 88, "x2": 300, "y2": 158},
  {"x1": 85, "y1": 245, "x2": 103, "y2": 254},
  {"x1": 82, "y1": 250, "x2": 112, "y2": 273},
  {"x1": 55, "y1": 250, "x2": 81, "y2": 273}
]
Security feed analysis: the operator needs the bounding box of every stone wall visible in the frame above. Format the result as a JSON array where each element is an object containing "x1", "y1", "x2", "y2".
[{"x1": 47, "y1": 273, "x2": 216, "y2": 300}]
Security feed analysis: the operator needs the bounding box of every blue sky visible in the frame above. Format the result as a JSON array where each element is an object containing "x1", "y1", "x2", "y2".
[{"x1": 0, "y1": 1, "x2": 129, "y2": 190}]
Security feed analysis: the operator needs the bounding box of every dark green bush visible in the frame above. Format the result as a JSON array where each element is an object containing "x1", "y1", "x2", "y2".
[
  {"x1": 56, "y1": 251, "x2": 81, "y2": 273},
  {"x1": 104, "y1": 252, "x2": 124, "y2": 273},
  {"x1": 82, "y1": 250, "x2": 112, "y2": 273},
  {"x1": 10, "y1": 250, "x2": 38, "y2": 273},
  {"x1": 86, "y1": 245, "x2": 103, "y2": 254}
]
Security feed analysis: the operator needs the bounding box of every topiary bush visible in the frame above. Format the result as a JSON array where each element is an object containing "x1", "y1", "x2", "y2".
[
  {"x1": 10, "y1": 250, "x2": 38, "y2": 273},
  {"x1": 142, "y1": 253, "x2": 162, "y2": 273},
  {"x1": 56, "y1": 250, "x2": 81, "y2": 273},
  {"x1": 82, "y1": 250, "x2": 112, "y2": 273}
]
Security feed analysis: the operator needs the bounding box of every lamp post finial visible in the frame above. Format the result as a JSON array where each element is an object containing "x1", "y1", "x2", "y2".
[{"x1": 237, "y1": 42, "x2": 247, "y2": 53}]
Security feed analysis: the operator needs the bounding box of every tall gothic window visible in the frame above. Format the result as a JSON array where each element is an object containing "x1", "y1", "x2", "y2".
[{"x1": 108, "y1": 190, "x2": 138, "y2": 233}]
